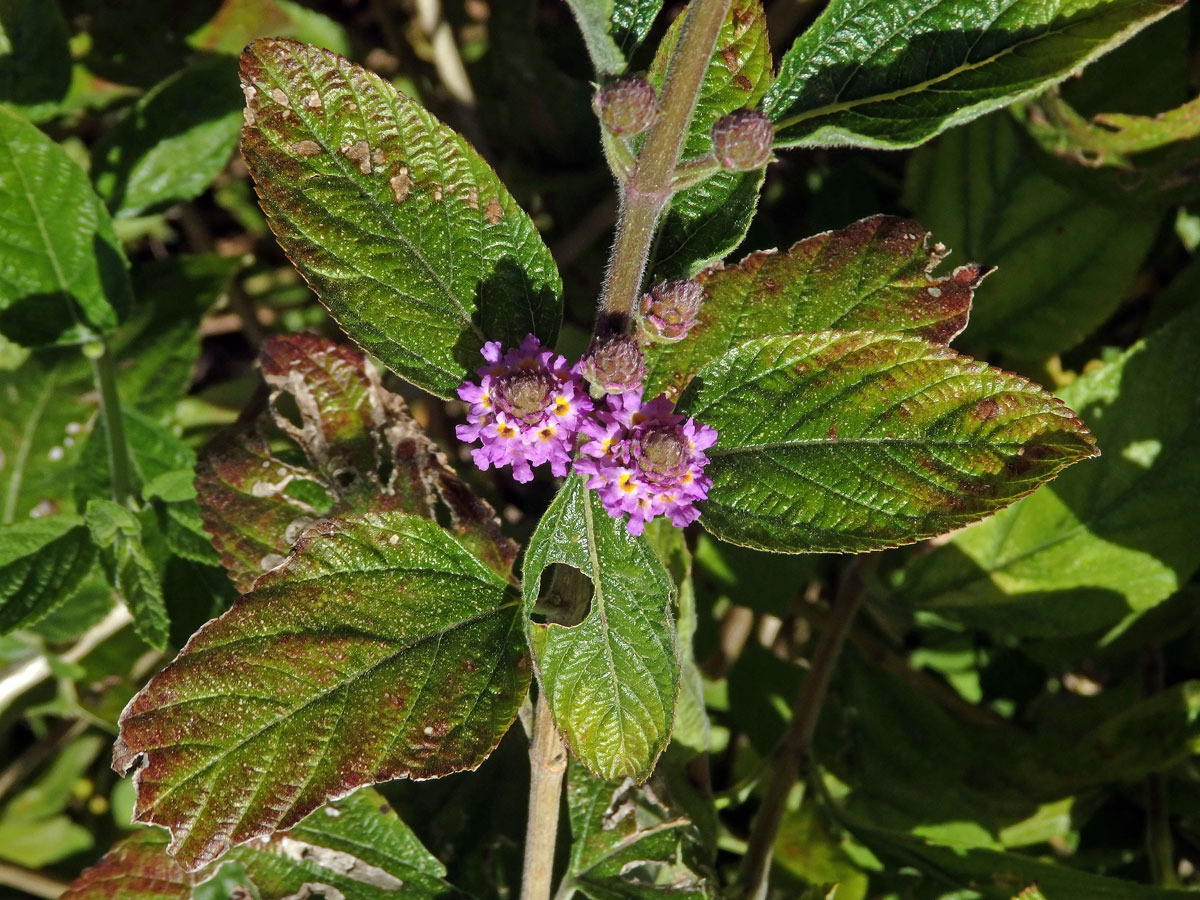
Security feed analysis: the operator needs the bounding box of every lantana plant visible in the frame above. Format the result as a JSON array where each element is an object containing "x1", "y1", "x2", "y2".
[{"x1": 9, "y1": 0, "x2": 1189, "y2": 899}]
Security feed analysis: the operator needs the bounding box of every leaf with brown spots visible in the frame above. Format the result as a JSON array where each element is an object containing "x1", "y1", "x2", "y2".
[
  {"x1": 644, "y1": 215, "x2": 990, "y2": 399},
  {"x1": 645, "y1": 0, "x2": 772, "y2": 279},
  {"x1": 196, "y1": 333, "x2": 516, "y2": 593},
  {"x1": 62, "y1": 788, "x2": 452, "y2": 900},
  {"x1": 677, "y1": 332, "x2": 1097, "y2": 553},
  {"x1": 113, "y1": 512, "x2": 530, "y2": 871},
  {"x1": 239, "y1": 39, "x2": 561, "y2": 398}
]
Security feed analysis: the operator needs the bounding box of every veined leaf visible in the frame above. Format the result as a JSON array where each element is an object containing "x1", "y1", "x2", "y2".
[
  {"x1": 894, "y1": 300, "x2": 1200, "y2": 637},
  {"x1": 114, "y1": 512, "x2": 530, "y2": 871},
  {"x1": 240, "y1": 38, "x2": 561, "y2": 397},
  {"x1": 196, "y1": 333, "x2": 515, "y2": 592},
  {"x1": 0, "y1": 0, "x2": 71, "y2": 123},
  {"x1": 766, "y1": 0, "x2": 1186, "y2": 149},
  {"x1": 0, "y1": 516, "x2": 95, "y2": 634},
  {"x1": 522, "y1": 475, "x2": 678, "y2": 782},
  {"x1": 677, "y1": 332, "x2": 1097, "y2": 553},
  {"x1": 62, "y1": 789, "x2": 452, "y2": 900},
  {"x1": 86, "y1": 499, "x2": 170, "y2": 651},
  {"x1": 644, "y1": 215, "x2": 989, "y2": 399},
  {"x1": 565, "y1": 0, "x2": 662, "y2": 75},
  {"x1": 564, "y1": 759, "x2": 713, "y2": 899},
  {"x1": 93, "y1": 57, "x2": 244, "y2": 218},
  {"x1": 647, "y1": 0, "x2": 771, "y2": 279},
  {"x1": 904, "y1": 113, "x2": 1161, "y2": 360},
  {"x1": 0, "y1": 107, "x2": 132, "y2": 345}
]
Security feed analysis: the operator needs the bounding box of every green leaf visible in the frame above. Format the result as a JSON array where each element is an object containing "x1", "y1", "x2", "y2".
[
  {"x1": 239, "y1": 38, "x2": 562, "y2": 397},
  {"x1": 893, "y1": 300, "x2": 1200, "y2": 637},
  {"x1": 677, "y1": 332, "x2": 1097, "y2": 553},
  {"x1": 86, "y1": 499, "x2": 170, "y2": 650},
  {"x1": 565, "y1": 0, "x2": 636, "y2": 75},
  {"x1": 644, "y1": 215, "x2": 989, "y2": 399},
  {"x1": 0, "y1": 0, "x2": 71, "y2": 122},
  {"x1": 646, "y1": 0, "x2": 771, "y2": 279},
  {"x1": 114, "y1": 511, "x2": 529, "y2": 870},
  {"x1": 564, "y1": 760, "x2": 714, "y2": 899},
  {"x1": 904, "y1": 112, "x2": 1162, "y2": 360},
  {"x1": 62, "y1": 789, "x2": 452, "y2": 900},
  {"x1": 0, "y1": 107, "x2": 132, "y2": 345},
  {"x1": 189, "y1": 0, "x2": 353, "y2": 58},
  {"x1": 774, "y1": 802, "x2": 868, "y2": 900},
  {"x1": 612, "y1": 0, "x2": 664, "y2": 53},
  {"x1": 766, "y1": 0, "x2": 1186, "y2": 149},
  {"x1": 847, "y1": 818, "x2": 1197, "y2": 899},
  {"x1": 522, "y1": 475, "x2": 678, "y2": 782},
  {"x1": 0, "y1": 515, "x2": 96, "y2": 634},
  {"x1": 196, "y1": 333, "x2": 516, "y2": 592},
  {"x1": 93, "y1": 57, "x2": 244, "y2": 218}
]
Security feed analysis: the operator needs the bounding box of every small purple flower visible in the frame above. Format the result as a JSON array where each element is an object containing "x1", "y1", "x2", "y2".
[
  {"x1": 575, "y1": 389, "x2": 717, "y2": 535},
  {"x1": 456, "y1": 335, "x2": 592, "y2": 483}
]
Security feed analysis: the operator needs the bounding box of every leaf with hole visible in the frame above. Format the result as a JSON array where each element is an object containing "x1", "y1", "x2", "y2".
[
  {"x1": 240, "y1": 38, "x2": 562, "y2": 397},
  {"x1": 677, "y1": 332, "x2": 1097, "y2": 553},
  {"x1": 522, "y1": 475, "x2": 678, "y2": 782},
  {"x1": 644, "y1": 215, "x2": 989, "y2": 399},
  {"x1": 195, "y1": 333, "x2": 515, "y2": 593},
  {"x1": 114, "y1": 511, "x2": 529, "y2": 870},
  {"x1": 766, "y1": 0, "x2": 1187, "y2": 149}
]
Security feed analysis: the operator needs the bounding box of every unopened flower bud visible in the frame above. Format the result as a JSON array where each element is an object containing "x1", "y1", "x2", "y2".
[
  {"x1": 596, "y1": 76, "x2": 657, "y2": 136},
  {"x1": 711, "y1": 109, "x2": 773, "y2": 171},
  {"x1": 581, "y1": 335, "x2": 646, "y2": 395},
  {"x1": 642, "y1": 280, "x2": 704, "y2": 342}
]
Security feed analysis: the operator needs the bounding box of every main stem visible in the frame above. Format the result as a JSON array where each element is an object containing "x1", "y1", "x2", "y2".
[
  {"x1": 521, "y1": 690, "x2": 567, "y2": 900},
  {"x1": 88, "y1": 337, "x2": 133, "y2": 506},
  {"x1": 736, "y1": 560, "x2": 870, "y2": 900},
  {"x1": 596, "y1": 0, "x2": 731, "y2": 333}
]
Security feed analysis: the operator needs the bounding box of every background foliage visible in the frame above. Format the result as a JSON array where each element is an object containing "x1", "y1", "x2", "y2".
[{"x1": 1, "y1": 1, "x2": 1200, "y2": 899}]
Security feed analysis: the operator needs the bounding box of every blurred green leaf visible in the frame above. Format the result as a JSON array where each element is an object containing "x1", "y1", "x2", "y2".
[
  {"x1": 188, "y1": 0, "x2": 352, "y2": 58},
  {"x1": 774, "y1": 802, "x2": 868, "y2": 900},
  {"x1": 644, "y1": 215, "x2": 989, "y2": 399},
  {"x1": 523, "y1": 474, "x2": 678, "y2": 782},
  {"x1": 905, "y1": 112, "x2": 1162, "y2": 361},
  {"x1": 114, "y1": 512, "x2": 529, "y2": 871},
  {"x1": 61, "y1": 789, "x2": 452, "y2": 900},
  {"x1": 93, "y1": 57, "x2": 243, "y2": 218},
  {"x1": 678, "y1": 332, "x2": 1097, "y2": 552},
  {"x1": 0, "y1": 107, "x2": 132, "y2": 345},
  {"x1": 0, "y1": 0, "x2": 71, "y2": 122},
  {"x1": 766, "y1": 0, "x2": 1186, "y2": 149},
  {"x1": 895, "y1": 300, "x2": 1200, "y2": 637},
  {"x1": 0, "y1": 515, "x2": 95, "y2": 633},
  {"x1": 645, "y1": 0, "x2": 771, "y2": 280},
  {"x1": 195, "y1": 333, "x2": 515, "y2": 592},
  {"x1": 240, "y1": 38, "x2": 562, "y2": 398}
]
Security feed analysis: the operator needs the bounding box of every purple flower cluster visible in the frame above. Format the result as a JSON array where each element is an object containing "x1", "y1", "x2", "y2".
[
  {"x1": 455, "y1": 335, "x2": 592, "y2": 483},
  {"x1": 575, "y1": 391, "x2": 717, "y2": 535},
  {"x1": 456, "y1": 335, "x2": 717, "y2": 534}
]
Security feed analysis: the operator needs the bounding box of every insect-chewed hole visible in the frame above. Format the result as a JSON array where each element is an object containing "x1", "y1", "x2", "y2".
[{"x1": 530, "y1": 563, "x2": 593, "y2": 628}]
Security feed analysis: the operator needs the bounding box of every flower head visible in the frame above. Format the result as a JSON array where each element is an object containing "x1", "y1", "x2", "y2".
[
  {"x1": 595, "y1": 76, "x2": 657, "y2": 136},
  {"x1": 711, "y1": 109, "x2": 773, "y2": 171},
  {"x1": 580, "y1": 335, "x2": 646, "y2": 395},
  {"x1": 456, "y1": 335, "x2": 592, "y2": 482},
  {"x1": 642, "y1": 280, "x2": 704, "y2": 342},
  {"x1": 575, "y1": 390, "x2": 717, "y2": 535}
]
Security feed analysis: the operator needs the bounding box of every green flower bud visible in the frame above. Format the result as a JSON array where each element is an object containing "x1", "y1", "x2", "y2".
[{"x1": 642, "y1": 280, "x2": 704, "y2": 342}]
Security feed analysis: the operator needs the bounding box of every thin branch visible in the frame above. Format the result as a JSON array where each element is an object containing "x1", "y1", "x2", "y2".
[
  {"x1": 87, "y1": 338, "x2": 133, "y2": 506},
  {"x1": 735, "y1": 556, "x2": 874, "y2": 900},
  {"x1": 596, "y1": 0, "x2": 731, "y2": 331},
  {"x1": 0, "y1": 604, "x2": 133, "y2": 714},
  {"x1": 1144, "y1": 645, "x2": 1181, "y2": 887},
  {"x1": 520, "y1": 690, "x2": 568, "y2": 900},
  {"x1": 0, "y1": 861, "x2": 68, "y2": 900}
]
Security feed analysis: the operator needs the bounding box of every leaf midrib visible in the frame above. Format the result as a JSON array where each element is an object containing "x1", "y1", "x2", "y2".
[
  {"x1": 771, "y1": 3, "x2": 1139, "y2": 134},
  {"x1": 707, "y1": 434, "x2": 1082, "y2": 457}
]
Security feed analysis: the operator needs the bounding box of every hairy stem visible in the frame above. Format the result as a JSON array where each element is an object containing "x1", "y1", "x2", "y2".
[
  {"x1": 521, "y1": 690, "x2": 568, "y2": 900},
  {"x1": 596, "y1": 0, "x2": 730, "y2": 332},
  {"x1": 736, "y1": 558, "x2": 872, "y2": 900},
  {"x1": 87, "y1": 338, "x2": 133, "y2": 506}
]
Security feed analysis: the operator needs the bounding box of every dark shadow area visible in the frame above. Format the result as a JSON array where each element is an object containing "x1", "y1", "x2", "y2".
[{"x1": 530, "y1": 563, "x2": 593, "y2": 628}]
